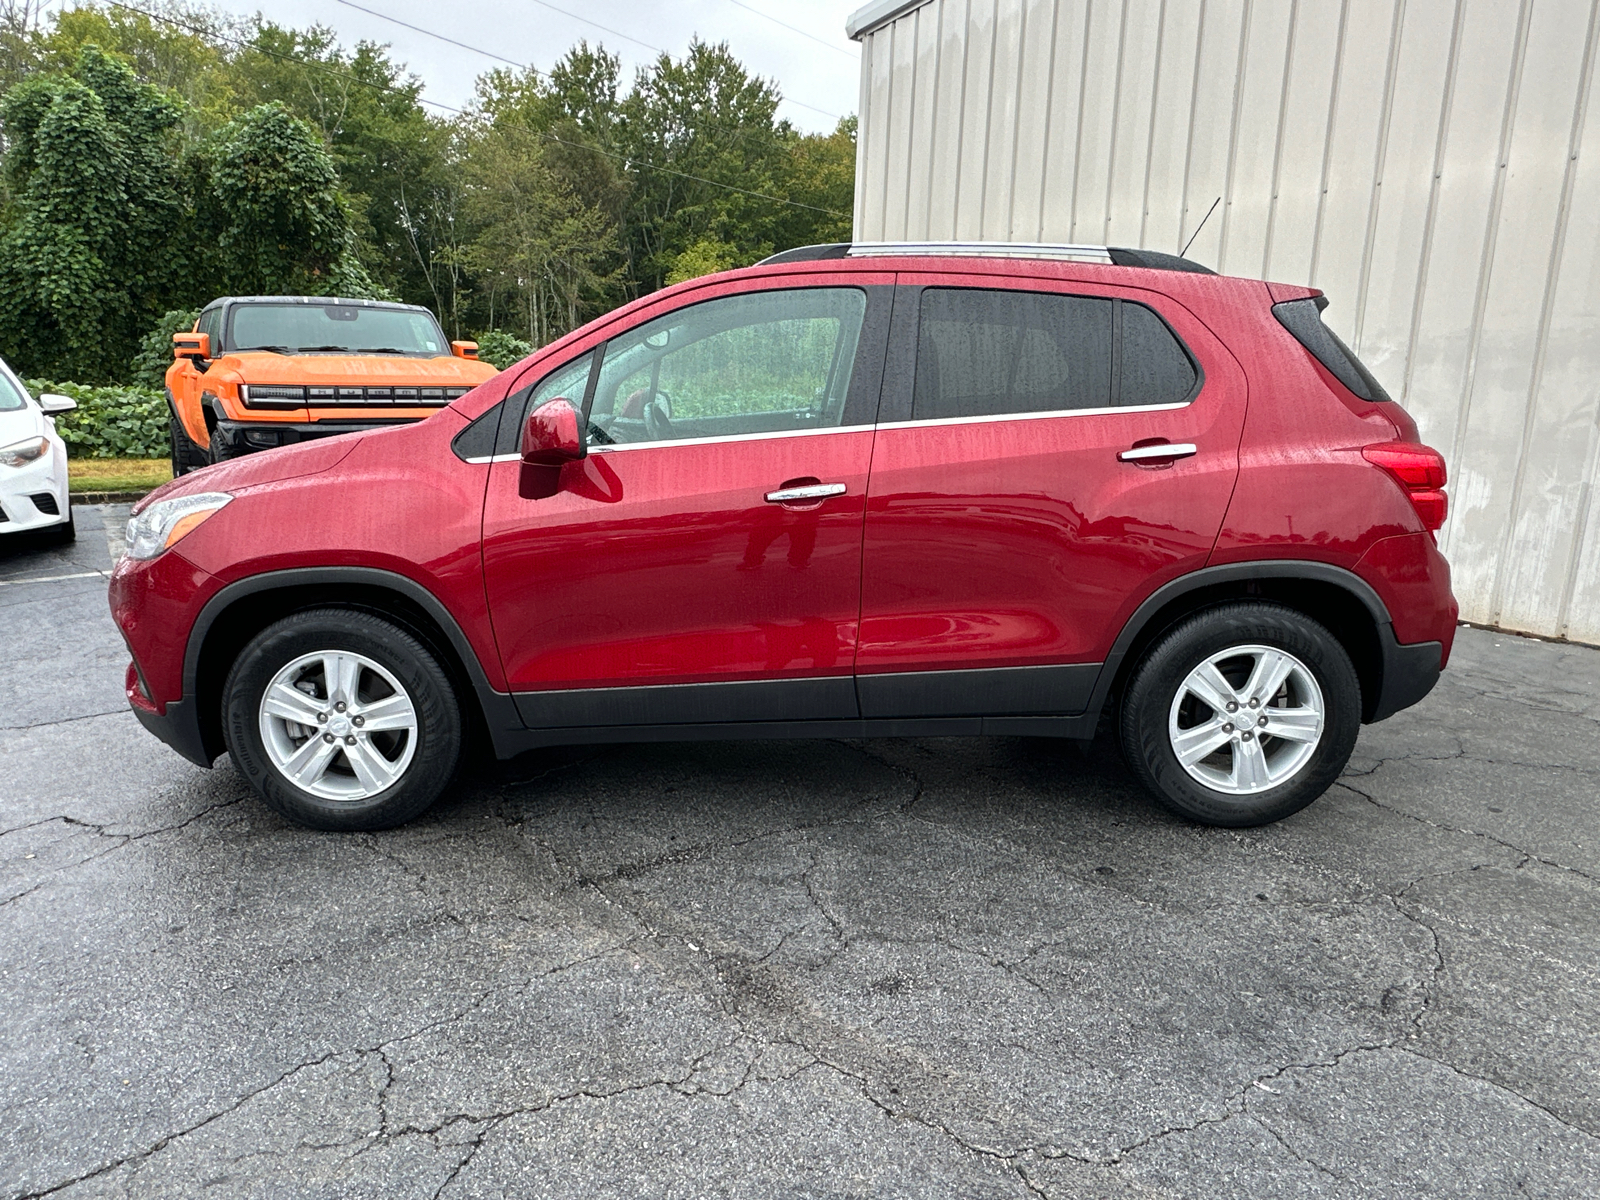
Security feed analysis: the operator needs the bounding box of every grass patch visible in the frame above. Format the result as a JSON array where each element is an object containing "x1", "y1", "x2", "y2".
[{"x1": 69, "y1": 457, "x2": 172, "y2": 494}]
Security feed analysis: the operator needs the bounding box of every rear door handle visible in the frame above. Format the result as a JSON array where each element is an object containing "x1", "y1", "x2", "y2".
[
  {"x1": 765, "y1": 482, "x2": 848, "y2": 504},
  {"x1": 1119, "y1": 442, "x2": 1198, "y2": 463}
]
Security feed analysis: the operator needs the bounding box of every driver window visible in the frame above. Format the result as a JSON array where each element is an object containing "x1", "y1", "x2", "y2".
[{"x1": 587, "y1": 288, "x2": 866, "y2": 447}]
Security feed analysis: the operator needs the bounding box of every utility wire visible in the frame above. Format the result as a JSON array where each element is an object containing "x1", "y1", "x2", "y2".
[
  {"x1": 104, "y1": 0, "x2": 848, "y2": 217},
  {"x1": 724, "y1": 0, "x2": 858, "y2": 59},
  {"x1": 333, "y1": 0, "x2": 843, "y2": 121}
]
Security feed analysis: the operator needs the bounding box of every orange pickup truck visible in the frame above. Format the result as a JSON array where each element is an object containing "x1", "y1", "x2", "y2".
[{"x1": 167, "y1": 296, "x2": 499, "y2": 473}]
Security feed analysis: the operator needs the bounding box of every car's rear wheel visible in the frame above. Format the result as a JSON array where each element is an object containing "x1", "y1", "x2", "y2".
[
  {"x1": 222, "y1": 609, "x2": 461, "y2": 831},
  {"x1": 1118, "y1": 602, "x2": 1361, "y2": 827}
]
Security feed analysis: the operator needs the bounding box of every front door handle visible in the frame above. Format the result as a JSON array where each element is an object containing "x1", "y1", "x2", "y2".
[
  {"x1": 765, "y1": 482, "x2": 847, "y2": 504},
  {"x1": 1119, "y1": 442, "x2": 1198, "y2": 463}
]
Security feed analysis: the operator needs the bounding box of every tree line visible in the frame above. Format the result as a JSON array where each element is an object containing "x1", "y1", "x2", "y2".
[{"x1": 0, "y1": 1, "x2": 855, "y2": 384}]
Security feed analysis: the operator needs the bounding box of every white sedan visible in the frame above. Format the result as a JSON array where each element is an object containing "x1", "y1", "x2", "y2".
[{"x1": 0, "y1": 363, "x2": 76, "y2": 542}]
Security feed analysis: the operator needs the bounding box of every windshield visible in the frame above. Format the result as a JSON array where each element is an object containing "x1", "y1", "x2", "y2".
[
  {"x1": 0, "y1": 371, "x2": 28, "y2": 411},
  {"x1": 228, "y1": 304, "x2": 448, "y2": 356}
]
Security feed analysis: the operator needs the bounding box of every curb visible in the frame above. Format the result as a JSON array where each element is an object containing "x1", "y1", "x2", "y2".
[{"x1": 70, "y1": 491, "x2": 154, "y2": 505}]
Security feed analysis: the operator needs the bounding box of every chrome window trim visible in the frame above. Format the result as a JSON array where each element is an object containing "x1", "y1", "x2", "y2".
[
  {"x1": 848, "y1": 241, "x2": 1115, "y2": 264},
  {"x1": 462, "y1": 453, "x2": 523, "y2": 465},
  {"x1": 587, "y1": 423, "x2": 873, "y2": 455},
  {"x1": 875, "y1": 400, "x2": 1193, "y2": 431}
]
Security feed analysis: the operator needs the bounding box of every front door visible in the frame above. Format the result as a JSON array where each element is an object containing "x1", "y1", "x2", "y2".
[
  {"x1": 482, "y1": 279, "x2": 890, "y2": 730},
  {"x1": 856, "y1": 275, "x2": 1247, "y2": 718}
]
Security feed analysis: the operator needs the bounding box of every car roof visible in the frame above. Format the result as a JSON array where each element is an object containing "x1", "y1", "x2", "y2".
[{"x1": 203, "y1": 296, "x2": 437, "y2": 315}]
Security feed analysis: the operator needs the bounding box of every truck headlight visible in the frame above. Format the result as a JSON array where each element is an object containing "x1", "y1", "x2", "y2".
[{"x1": 125, "y1": 492, "x2": 232, "y2": 560}]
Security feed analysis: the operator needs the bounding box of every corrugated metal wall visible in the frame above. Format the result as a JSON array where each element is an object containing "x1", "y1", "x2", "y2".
[{"x1": 851, "y1": 0, "x2": 1600, "y2": 643}]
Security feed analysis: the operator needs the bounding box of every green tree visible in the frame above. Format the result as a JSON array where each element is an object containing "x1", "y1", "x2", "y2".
[{"x1": 0, "y1": 46, "x2": 183, "y2": 380}]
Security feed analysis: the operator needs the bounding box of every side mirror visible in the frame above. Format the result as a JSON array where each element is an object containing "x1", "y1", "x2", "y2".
[
  {"x1": 173, "y1": 331, "x2": 210, "y2": 362},
  {"x1": 451, "y1": 340, "x2": 479, "y2": 359},
  {"x1": 37, "y1": 393, "x2": 76, "y2": 414},
  {"x1": 519, "y1": 398, "x2": 585, "y2": 500}
]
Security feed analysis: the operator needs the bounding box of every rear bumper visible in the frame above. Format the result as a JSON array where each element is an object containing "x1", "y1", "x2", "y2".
[
  {"x1": 1369, "y1": 624, "x2": 1443, "y2": 723},
  {"x1": 214, "y1": 417, "x2": 421, "y2": 453}
]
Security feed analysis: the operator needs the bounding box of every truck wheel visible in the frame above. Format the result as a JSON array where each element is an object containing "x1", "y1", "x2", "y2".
[
  {"x1": 222, "y1": 609, "x2": 462, "y2": 831},
  {"x1": 209, "y1": 424, "x2": 241, "y2": 463},
  {"x1": 168, "y1": 401, "x2": 209, "y2": 475},
  {"x1": 1118, "y1": 602, "x2": 1362, "y2": 827}
]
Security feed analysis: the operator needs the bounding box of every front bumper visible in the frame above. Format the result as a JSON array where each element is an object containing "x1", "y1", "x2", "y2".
[
  {"x1": 214, "y1": 417, "x2": 420, "y2": 454},
  {"x1": 126, "y1": 663, "x2": 215, "y2": 766},
  {"x1": 0, "y1": 439, "x2": 70, "y2": 533}
]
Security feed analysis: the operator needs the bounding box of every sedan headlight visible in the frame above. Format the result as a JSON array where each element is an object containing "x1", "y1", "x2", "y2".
[
  {"x1": 125, "y1": 492, "x2": 232, "y2": 560},
  {"x1": 0, "y1": 436, "x2": 50, "y2": 468}
]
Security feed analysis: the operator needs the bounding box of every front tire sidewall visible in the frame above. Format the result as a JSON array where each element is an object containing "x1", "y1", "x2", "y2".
[
  {"x1": 223, "y1": 611, "x2": 461, "y2": 831},
  {"x1": 1121, "y1": 603, "x2": 1361, "y2": 827}
]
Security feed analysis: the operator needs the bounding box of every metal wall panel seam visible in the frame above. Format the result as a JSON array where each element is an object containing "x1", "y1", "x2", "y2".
[
  {"x1": 1494, "y1": 0, "x2": 1600, "y2": 626},
  {"x1": 1308, "y1": 0, "x2": 1352, "y2": 285},
  {"x1": 1216, "y1": 0, "x2": 1255, "y2": 270},
  {"x1": 902, "y1": 10, "x2": 920, "y2": 239},
  {"x1": 1175, "y1": 0, "x2": 1210, "y2": 252},
  {"x1": 1004, "y1": 0, "x2": 1032, "y2": 237},
  {"x1": 977, "y1": 0, "x2": 1004, "y2": 235},
  {"x1": 1032, "y1": 0, "x2": 1064, "y2": 239},
  {"x1": 951, "y1": 0, "x2": 975, "y2": 236},
  {"x1": 1443, "y1": 0, "x2": 1534, "y2": 559},
  {"x1": 1139, "y1": 0, "x2": 1170, "y2": 247},
  {"x1": 1259, "y1": 0, "x2": 1300, "y2": 278},
  {"x1": 1352, "y1": 0, "x2": 1409, "y2": 352},
  {"x1": 1102, "y1": 0, "x2": 1134, "y2": 240},
  {"x1": 1558, "y1": 415, "x2": 1600, "y2": 638},
  {"x1": 1070, "y1": 0, "x2": 1097, "y2": 240},
  {"x1": 1399, "y1": 0, "x2": 1466, "y2": 408},
  {"x1": 855, "y1": 31, "x2": 875, "y2": 235},
  {"x1": 923, "y1": 2, "x2": 945, "y2": 240},
  {"x1": 877, "y1": 22, "x2": 896, "y2": 238}
]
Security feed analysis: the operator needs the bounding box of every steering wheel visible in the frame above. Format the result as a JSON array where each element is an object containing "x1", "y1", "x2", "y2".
[{"x1": 643, "y1": 392, "x2": 673, "y2": 442}]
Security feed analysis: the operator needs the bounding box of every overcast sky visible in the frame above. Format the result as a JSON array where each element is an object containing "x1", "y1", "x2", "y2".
[{"x1": 215, "y1": 0, "x2": 864, "y2": 133}]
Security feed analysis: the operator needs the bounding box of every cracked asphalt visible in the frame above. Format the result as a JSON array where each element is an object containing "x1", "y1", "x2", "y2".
[{"x1": 4, "y1": 504, "x2": 1598, "y2": 1199}]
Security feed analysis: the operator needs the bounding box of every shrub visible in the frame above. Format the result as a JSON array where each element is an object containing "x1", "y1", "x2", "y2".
[
  {"x1": 28, "y1": 378, "x2": 169, "y2": 458},
  {"x1": 131, "y1": 308, "x2": 201, "y2": 390},
  {"x1": 473, "y1": 329, "x2": 533, "y2": 371}
]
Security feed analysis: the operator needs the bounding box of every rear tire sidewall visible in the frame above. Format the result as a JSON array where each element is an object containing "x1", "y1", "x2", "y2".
[
  {"x1": 223, "y1": 610, "x2": 461, "y2": 831},
  {"x1": 1119, "y1": 603, "x2": 1361, "y2": 827}
]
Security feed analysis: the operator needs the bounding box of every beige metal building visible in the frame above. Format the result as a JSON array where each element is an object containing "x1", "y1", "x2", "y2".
[{"x1": 846, "y1": 0, "x2": 1600, "y2": 643}]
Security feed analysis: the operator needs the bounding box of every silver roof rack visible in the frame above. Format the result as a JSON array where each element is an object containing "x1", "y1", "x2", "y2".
[{"x1": 847, "y1": 241, "x2": 1115, "y2": 264}]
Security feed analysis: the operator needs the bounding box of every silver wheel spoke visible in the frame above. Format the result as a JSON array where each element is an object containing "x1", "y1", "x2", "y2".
[
  {"x1": 1229, "y1": 736, "x2": 1272, "y2": 791},
  {"x1": 283, "y1": 734, "x2": 339, "y2": 787},
  {"x1": 356, "y1": 692, "x2": 415, "y2": 733},
  {"x1": 323, "y1": 653, "x2": 361, "y2": 706},
  {"x1": 1172, "y1": 718, "x2": 1231, "y2": 766},
  {"x1": 1185, "y1": 662, "x2": 1239, "y2": 715},
  {"x1": 1261, "y1": 707, "x2": 1321, "y2": 743},
  {"x1": 261, "y1": 682, "x2": 324, "y2": 726},
  {"x1": 1244, "y1": 650, "x2": 1295, "y2": 707},
  {"x1": 344, "y1": 738, "x2": 399, "y2": 793}
]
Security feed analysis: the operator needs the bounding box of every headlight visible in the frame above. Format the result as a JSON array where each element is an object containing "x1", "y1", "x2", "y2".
[
  {"x1": 125, "y1": 492, "x2": 232, "y2": 560},
  {"x1": 0, "y1": 436, "x2": 50, "y2": 468}
]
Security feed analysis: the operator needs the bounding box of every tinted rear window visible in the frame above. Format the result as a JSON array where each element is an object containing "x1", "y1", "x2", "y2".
[{"x1": 1272, "y1": 298, "x2": 1391, "y2": 402}]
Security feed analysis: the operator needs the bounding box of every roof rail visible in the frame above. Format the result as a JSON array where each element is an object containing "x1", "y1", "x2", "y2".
[{"x1": 757, "y1": 241, "x2": 1215, "y2": 274}]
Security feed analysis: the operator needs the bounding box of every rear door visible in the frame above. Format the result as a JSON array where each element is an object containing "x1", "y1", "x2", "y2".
[
  {"x1": 855, "y1": 274, "x2": 1247, "y2": 719},
  {"x1": 481, "y1": 276, "x2": 892, "y2": 730}
]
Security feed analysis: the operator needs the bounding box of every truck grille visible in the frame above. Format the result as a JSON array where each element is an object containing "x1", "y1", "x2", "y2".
[{"x1": 242, "y1": 384, "x2": 471, "y2": 409}]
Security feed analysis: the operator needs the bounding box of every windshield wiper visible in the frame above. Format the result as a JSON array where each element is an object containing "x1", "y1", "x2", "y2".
[
  {"x1": 295, "y1": 345, "x2": 352, "y2": 353},
  {"x1": 237, "y1": 344, "x2": 292, "y2": 354},
  {"x1": 352, "y1": 347, "x2": 415, "y2": 355}
]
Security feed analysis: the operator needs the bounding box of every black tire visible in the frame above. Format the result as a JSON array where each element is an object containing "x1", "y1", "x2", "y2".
[
  {"x1": 208, "y1": 424, "x2": 241, "y2": 464},
  {"x1": 1118, "y1": 602, "x2": 1361, "y2": 827},
  {"x1": 48, "y1": 504, "x2": 75, "y2": 544},
  {"x1": 222, "y1": 609, "x2": 462, "y2": 831},
  {"x1": 168, "y1": 398, "x2": 210, "y2": 475}
]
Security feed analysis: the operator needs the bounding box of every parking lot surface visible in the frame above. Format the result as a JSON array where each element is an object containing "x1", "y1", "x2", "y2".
[{"x1": 3, "y1": 505, "x2": 1598, "y2": 1199}]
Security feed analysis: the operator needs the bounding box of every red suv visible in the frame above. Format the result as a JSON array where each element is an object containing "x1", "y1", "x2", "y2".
[{"x1": 109, "y1": 243, "x2": 1456, "y2": 832}]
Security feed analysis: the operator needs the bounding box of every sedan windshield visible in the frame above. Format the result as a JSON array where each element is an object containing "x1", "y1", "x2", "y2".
[
  {"x1": 229, "y1": 304, "x2": 448, "y2": 357},
  {"x1": 0, "y1": 371, "x2": 28, "y2": 411}
]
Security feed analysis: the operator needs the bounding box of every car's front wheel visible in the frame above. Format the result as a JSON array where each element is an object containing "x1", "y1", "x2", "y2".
[
  {"x1": 222, "y1": 609, "x2": 462, "y2": 830},
  {"x1": 1118, "y1": 602, "x2": 1361, "y2": 827}
]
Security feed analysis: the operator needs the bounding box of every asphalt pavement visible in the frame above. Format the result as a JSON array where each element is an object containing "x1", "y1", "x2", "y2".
[{"x1": 3, "y1": 505, "x2": 1597, "y2": 1199}]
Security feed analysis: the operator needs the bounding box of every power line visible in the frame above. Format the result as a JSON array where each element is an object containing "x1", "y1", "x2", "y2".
[
  {"x1": 102, "y1": 0, "x2": 848, "y2": 218},
  {"x1": 724, "y1": 0, "x2": 858, "y2": 59},
  {"x1": 521, "y1": 0, "x2": 665, "y2": 56},
  {"x1": 333, "y1": 0, "x2": 843, "y2": 121}
]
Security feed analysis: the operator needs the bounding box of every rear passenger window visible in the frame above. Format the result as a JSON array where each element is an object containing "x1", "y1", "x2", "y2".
[
  {"x1": 1121, "y1": 301, "x2": 1197, "y2": 406},
  {"x1": 913, "y1": 289, "x2": 1112, "y2": 420},
  {"x1": 910, "y1": 288, "x2": 1199, "y2": 421}
]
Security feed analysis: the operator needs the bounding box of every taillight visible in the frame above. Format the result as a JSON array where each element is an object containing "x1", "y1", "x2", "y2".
[{"x1": 1363, "y1": 442, "x2": 1448, "y2": 531}]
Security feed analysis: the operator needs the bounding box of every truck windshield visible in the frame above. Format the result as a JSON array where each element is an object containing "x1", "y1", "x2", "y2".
[{"x1": 229, "y1": 304, "x2": 448, "y2": 357}]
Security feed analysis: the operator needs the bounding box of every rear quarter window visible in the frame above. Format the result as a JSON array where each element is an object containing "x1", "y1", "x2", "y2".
[{"x1": 1272, "y1": 298, "x2": 1392, "y2": 402}]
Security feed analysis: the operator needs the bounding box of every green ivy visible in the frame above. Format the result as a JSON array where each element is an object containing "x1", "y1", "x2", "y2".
[{"x1": 28, "y1": 378, "x2": 168, "y2": 458}]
